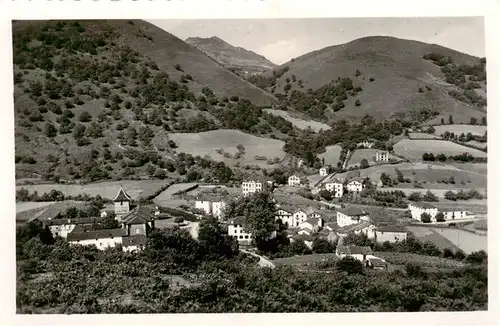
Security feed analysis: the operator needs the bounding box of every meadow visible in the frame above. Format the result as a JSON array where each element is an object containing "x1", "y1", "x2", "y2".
[
  {"x1": 16, "y1": 201, "x2": 55, "y2": 213},
  {"x1": 15, "y1": 180, "x2": 170, "y2": 200},
  {"x1": 168, "y1": 129, "x2": 286, "y2": 167},
  {"x1": 263, "y1": 109, "x2": 331, "y2": 132},
  {"x1": 393, "y1": 139, "x2": 487, "y2": 161},
  {"x1": 408, "y1": 132, "x2": 442, "y2": 140},
  {"x1": 347, "y1": 149, "x2": 400, "y2": 167},
  {"x1": 432, "y1": 124, "x2": 487, "y2": 137},
  {"x1": 318, "y1": 145, "x2": 342, "y2": 165}
]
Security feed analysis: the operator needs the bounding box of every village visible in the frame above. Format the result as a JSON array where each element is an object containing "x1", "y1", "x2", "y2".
[{"x1": 24, "y1": 146, "x2": 479, "y2": 271}]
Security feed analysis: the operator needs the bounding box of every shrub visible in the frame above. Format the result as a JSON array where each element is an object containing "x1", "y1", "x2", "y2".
[
  {"x1": 79, "y1": 111, "x2": 92, "y2": 122},
  {"x1": 420, "y1": 213, "x2": 431, "y2": 223}
]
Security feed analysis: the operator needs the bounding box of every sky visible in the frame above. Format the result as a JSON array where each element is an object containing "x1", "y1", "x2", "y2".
[{"x1": 150, "y1": 17, "x2": 485, "y2": 65}]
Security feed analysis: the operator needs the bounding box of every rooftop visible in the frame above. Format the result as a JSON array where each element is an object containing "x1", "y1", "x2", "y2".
[
  {"x1": 336, "y1": 221, "x2": 373, "y2": 234},
  {"x1": 67, "y1": 228, "x2": 126, "y2": 242},
  {"x1": 337, "y1": 245, "x2": 373, "y2": 255},
  {"x1": 339, "y1": 207, "x2": 368, "y2": 217},
  {"x1": 376, "y1": 225, "x2": 407, "y2": 233},
  {"x1": 122, "y1": 206, "x2": 155, "y2": 225},
  {"x1": 45, "y1": 217, "x2": 99, "y2": 226},
  {"x1": 229, "y1": 216, "x2": 246, "y2": 226},
  {"x1": 113, "y1": 186, "x2": 132, "y2": 202}
]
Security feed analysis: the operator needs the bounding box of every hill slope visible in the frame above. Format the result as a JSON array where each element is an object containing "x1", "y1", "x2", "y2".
[
  {"x1": 261, "y1": 36, "x2": 486, "y2": 123},
  {"x1": 186, "y1": 36, "x2": 277, "y2": 76},
  {"x1": 12, "y1": 20, "x2": 281, "y2": 182}
]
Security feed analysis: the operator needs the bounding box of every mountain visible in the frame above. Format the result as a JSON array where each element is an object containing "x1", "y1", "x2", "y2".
[
  {"x1": 259, "y1": 36, "x2": 486, "y2": 124},
  {"x1": 12, "y1": 20, "x2": 280, "y2": 182},
  {"x1": 186, "y1": 36, "x2": 277, "y2": 77}
]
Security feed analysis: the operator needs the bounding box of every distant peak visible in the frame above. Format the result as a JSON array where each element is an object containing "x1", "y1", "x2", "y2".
[{"x1": 186, "y1": 36, "x2": 228, "y2": 45}]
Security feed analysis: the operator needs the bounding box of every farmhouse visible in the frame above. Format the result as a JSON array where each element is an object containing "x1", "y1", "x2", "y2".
[
  {"x1": 375, "y1": 225, "x2": 408, "y2": 243},
  {"x1": 324, "y1": 178, "x2": 344, "y2": 198},
  {"x1": 45, "y1": 217, "x2": 96, "y2": 239},
  {"x1": 298, "y1": 217, "x2": 324, "y2": 233},
  {"x1": 441, "y1": 209, "x2": 476, "y2": 221},
  {"x1": 319, "y1": 167, "x2": 328, "y2": 176},
  {"x1": 288, "y1": 175, "x2": 301, "y2": 186},
  {"x1": 336, "y1": 207, "x2": 370, "y2": 227},
  {"x1": 336, "y1": 245, "x2": 373, "y2": 262},
  {"x1": 228, "y1": 216, "x2": 253, "y2": 247},
  {"x1": 275, "y1": 206, "x2": 294, "y2": 226},
  {"x1": 375, "y1": 152, "x2": 389, "y2": 162},
  {"x1": 67, "y1": 228, "x2": 125, "y2": 250},
  {"x1": 346, "y1": 177, "x2": 365, "y2": 193},
  {"x1": 121, "y1": 206, "x2": 156, "y2": 237},
  {"x1": 242, "y1": 177, "x2": 273, "y2": 196},
  {"x1": 357, "y1": 140, "x2": 374, "y2": 149},
  {"x1": 195, "y1": 194, "x2": 227, "y2": 219},
  {"x1": 113, "y1": 186, "x2": 132, "y2": 218},
  {"x1": 336, "y1": 221, "x2": 376, "y2": 239},
  {"x1": 408, "y1": 202, "x2": 438, "y2": 221}
]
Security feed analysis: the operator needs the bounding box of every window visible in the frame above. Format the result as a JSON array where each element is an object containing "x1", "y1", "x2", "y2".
[
  {"x1": 121, "y1": 201, "x2": 123, "y2": 206},
  {"x1": 244, "y1": 235, "x2": 249, "y2": 239},
  {"x1": 239, "y1": 235, "x2": 243, "y2": 239}
]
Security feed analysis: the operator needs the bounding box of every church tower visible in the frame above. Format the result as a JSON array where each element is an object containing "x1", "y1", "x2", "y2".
[{"x1": 113, "y1": 185, "x2": 131, "y2": 218}]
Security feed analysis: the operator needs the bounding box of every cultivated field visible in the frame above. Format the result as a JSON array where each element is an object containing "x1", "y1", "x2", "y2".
[
  {"x1": 347, "y1": 149, "x2": 400, "y2": 167},
  {"x1": 264, "y1": 109, "x2": 331, "y2": 132},
  {"x1": 373, "y1": 252, "x2": 466, "y2": 269},
  {"x1": 383, "y1": 187, "x2": 486, "y2": 198},
  {"x1": 433, "y1": 124, "x2": 487, "y2": 137},
  {"x1": 273, "y1": 253, "x2": 339, "y2": 268},
  {"x1": 168, "y1": 129, "x2": 286, "y2": 167},
  {"x1": 16, "y1": 201, "x2": 55, "y2": 213},
  {"x1": 15, "y1": 180, "x2": 170, "y2": 200},
  {"x1": 409, "y1": 132, "x2": 442, "y2": 140},
  {"x1": 393, "y1": 139, "x2": 487, "y2": 161},
  {"x1": 318, "y1": 145, "x2": 342, "y2": 165}
]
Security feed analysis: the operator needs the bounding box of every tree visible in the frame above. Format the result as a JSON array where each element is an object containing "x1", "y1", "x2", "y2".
[
  {"x1": 198, "y1": 217, "x2": 238, "y2": 260},
  {"x1": 336, "y1": 256, "x2": 364, "y2": 275},
  {"x1": 44, "y1": 122, "x2": 57, "y2": 138},
  {"x1": 79, "y1": 111, "x2": 92, "y2": 122},
  {"x1": 360, "y1": 158, "x2": 369, "y2": 169},
  {"x1": 420, "y1": 212, "x2": 431, "y2": 223},
  {"x1": 290, "y1": 240, "x2": 311, "y2": 255},
  {"x1": 448, "y1": 114, "x2": 454, "y2": 124},
  {"x1": 312, "y1": 238, "x2": 334, "y2": 253},
  {"x1": 441, "y1": 117, "x2": 445, "y2": 125},
  {"x1": 380, "y1": 173, "x2": 392, "y2": 187},
  {"x1": 470, "y1": 117, "x2": 477, "y2": 125},
  {"x1": 444, "y1": 190, "x2": 457, "y2": 201},
  {"x1": 466, "y1": 250, "x2": 487, "y2": 264},
  {"x1": 481, "y1": 116, "x2": 487, "y2": 125},
  {"x1": 395, "y1": 168, "x2": 404, "y2": 183},
  {"x1": 101, "y1": 214, "x2": 119, "y2": 229},
  {"x1": 408, "y1": 192, "x2": 422, "y2": 202},
  {"x1": 224, "y1": 192, "x2": 278, "y2": 251},
  {"x1": 319, "y1": 189, "x2": 333, "y2": 201},
  {"x1": 423, "y1": 190, "x2": 439, "y2": 202},
  {"x1": 435, "y1": 212, "x2": 445, "y2": 222}
]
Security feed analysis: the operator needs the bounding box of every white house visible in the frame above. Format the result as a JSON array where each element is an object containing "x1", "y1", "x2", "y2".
[
  {"x1": 375, "y1": 226, "x2": 408, "y2": 243},
  {"x1": 346, "y1": 178, "x2": 364, "y2": 193},
  {"x1": 195, "y1": 195, "x2": 227, "y2": 219},
  {"x1": 67, "y1": 228, "x2": 125, "y2": 250},
  {"x1": 292, "y1": 209, "x2": 308, "y2": 227},
  {"x1": 275, "y1": 207, "x2": 294, "y2": 226},
  {"x1": 442, "y1": 209, "x2": 475, "y2": 221},
  {"x1": 375, "y1": 152, "x2": 389, "y2": 162},
  {"x1": 241, "y1": 180, "x2": 263, "y2": 196},
  {"x1": 357, "y1": 140, "x2": 373, "y2": 149},
  {"x1": 324, "y1": 178, "x2": 344, "y2": 198},
  {"x1": 336, "y1": 207, "x2": 370, "y2": 227},
  {"x1": 298, "y1": 217, "x2": 324, "y2": 233},
  {"x1": 336, "y1": 245, "x2": 373, "y2": 262},
  {"x1": 113, "y1": 186, "x2": 132, "y2": 218},
  {"x1": 288, "y1": 175, "x2": 301, "y2": 186},
  {"x1": 336, "y1": 222, "x2": 376, "y2": 239},
  {"x1": 46, "y1": 217, "x2": 95, "y2": 239},
  {"x1": 227, "y1": 216, "x2": 253, "y2": 246},
  {"x1": 408, "y1": 202, "x2": 438, "y2": 221},
  {"x1": 319, "y1": 167, "x2": 328, "y2": 176}
]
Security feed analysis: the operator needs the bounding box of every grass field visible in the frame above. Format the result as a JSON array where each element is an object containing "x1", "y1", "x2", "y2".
[
  {"x1": 15, "y1": 180, "x2": 170, "y2": 200},
  {"x1": 430, "y1": 227, "x2": 487, "y2": 254},
  {"x1": 347, "y1": 149, "x2": 400, "y2": 167},
  {"x1": 273, "y1": 253, "x2": 339, "y2": 268},
  {"x1": 264, "y1": 109, "x2": 331, "y2": 132},
  {"x1": 433, "y1": 124, "x2": 487, "y2": 137},
  {"x1": 16, "y1": 201, "x2": 56, "y2": 213},
  {"x1": 405, "y1": 226, "x2": 460, "y2": 251},
  {"x1": 393, "y1": 139, "x2": 487, "y2": 161},
  {"x1": 409, "y1": 132, "x2": 442, "y2": 140},
  {"x1": 168, "y1": 129, "x2": 286, "y2": 167},
  {"x1": 153, "y1": 182, "x2": 199, "y2": 205},
  {"x1": 373, "y1": 251, "x2": 466, "y2": 269},
  {"x1": 318, "y1": 145, "x2": 342, "y2": 165}
]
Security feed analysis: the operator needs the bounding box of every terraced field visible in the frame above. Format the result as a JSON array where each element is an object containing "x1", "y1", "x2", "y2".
[{"x1": 393, "y1": 139, "x2": 487, "y2": 161}]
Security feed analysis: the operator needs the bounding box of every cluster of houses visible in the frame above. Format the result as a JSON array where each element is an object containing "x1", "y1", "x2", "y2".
[{"x1": 32, "y1": 187, "x2": 155, "y2": 252}]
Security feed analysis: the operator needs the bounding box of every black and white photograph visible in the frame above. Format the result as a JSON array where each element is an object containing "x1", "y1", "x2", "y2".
[{"x1": 2, "y1": 0, "x2": 498, "y2": 322}]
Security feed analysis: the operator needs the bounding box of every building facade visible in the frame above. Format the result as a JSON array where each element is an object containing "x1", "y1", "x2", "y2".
[
  {"x1": 375, "y1": 226, "x2": 408, "y2": 243},
  {"x1": 408, "y1": 202, "x2": 438, "y2": 221},
  {"x1": 113, "y1": 186, "x2": 132, "y2": 218},
  {"x1": 324, "y1": 179, "x2": 344, "y2": 198},
  {"x1": 346, "y1": 179, "x2": 364, "y2": 193},
  {"x1": 336, "y1": 207, "x2": 370, "y2": 227},
  {"x1": 195, "y1": 196, "x2": 227, "y2": 219},
  {"x1": 288, "y1": 175, "x2": 301, "y2": 186},
  {"x1": 227, "y1": 217, "x2": 253, "y2": 245},
  {"x1": 375, "y1": 152, "x2": 389, "y2": 162},
  {"x1": 319, "y1": 167, "x2": 328, "y2": 176}
]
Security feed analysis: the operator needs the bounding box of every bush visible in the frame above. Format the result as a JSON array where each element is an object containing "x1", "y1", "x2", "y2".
[
  {"x1": 79, "y1": 111, "x2": 92, "y2": 122},
  {"x1": 420, "y1": 213, "x2": 431, "y2": 223}
]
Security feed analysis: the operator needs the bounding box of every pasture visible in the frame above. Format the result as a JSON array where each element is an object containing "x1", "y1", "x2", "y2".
[
  {"x1": 264, "y1": 109, "x2": 331, "y2": 132},
  {"x1": 347, "y1": 149, "x2": 400, "y2": 167},
  {"x1": 318, "y1": 145, "x2": 342, "y2": 165},
  {"x1": 393, "y1": 139, "x2": 487, "y2": 161},
  {"x1": 168, "y1": 129, "x2": 286, "y2": 167},
  {"x1": 409, "y1": 132, "x2": 442, "y2": 140},
  {"x1": 433, "y1": 124, "x2": 487, "y2": 137},
  {"x1": 15, "y1": 180, "x2": 170, "y2": 200}
]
